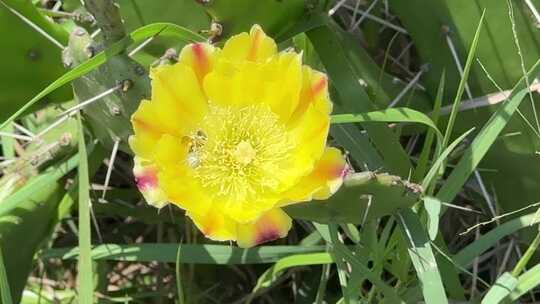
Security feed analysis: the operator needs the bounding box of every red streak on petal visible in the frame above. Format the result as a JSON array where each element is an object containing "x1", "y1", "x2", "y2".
[
  {"x1": 132, "y1": 117, "x2": 162, "y2": 139},
  {"x1": 247, "y1": 29, "x2": 262, "y2": 61},
  {"x1": 311, "y1": 77, "x2": 327, "y2": 98},
  {"x1": 315, "y1": 162, "x2": 347, "y2": 180},
  {"x1": 192, "y1": 43, "x2": 209, "y2": 81},
  {"x1": 255, "y1": 228, "x2": 280, "y2": 245},
  {"x1": 136, "y1": 168, "x2": 158, "y2": 190}
]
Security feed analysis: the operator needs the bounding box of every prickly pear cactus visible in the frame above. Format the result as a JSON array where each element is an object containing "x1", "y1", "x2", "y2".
[
  {"x1": 284, "y1": 171, "x2": 423, "y2": 223},
  {"x1": 62, "y1": 0, "x2": 150, "y2": 152},
  {"x1": 63, "y1": 27, "x2": 150, "y2": 152}
]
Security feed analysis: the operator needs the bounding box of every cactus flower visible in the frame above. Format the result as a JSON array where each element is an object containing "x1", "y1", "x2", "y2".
[{"x1": 130, "y1": 25, "x2": 347, "y2": 247}]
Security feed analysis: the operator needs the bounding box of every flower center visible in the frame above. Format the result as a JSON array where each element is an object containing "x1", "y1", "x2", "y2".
[
  {"x1": 232, "y1": 140, "x2": 256, "y2": 165},
  {"x1": 187, "y1": 104, "x2": 294, "y2": 202}
]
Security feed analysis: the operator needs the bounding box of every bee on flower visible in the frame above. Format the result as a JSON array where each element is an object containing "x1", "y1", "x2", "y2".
[{"x1": 130, "y1": 25, "x2": 348, "y2": 248}]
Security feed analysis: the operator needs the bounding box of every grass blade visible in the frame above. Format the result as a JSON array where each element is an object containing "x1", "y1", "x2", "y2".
[
  {"x1": 454, "y1": 210, "x2": 540, "y2": 267},
  {"x1": 76, "y1": 115, "x2": 93, "y2": 304},
  {"x1": 481, "y1": 272, "x2": 517, "y2": 304},
  {"x1": 0, "y1": 246, "x2": 13, "y2": 304},
  {"x1": 508, "y1": 264, "x2": 540, "y2": 301},
  {"x1": 331, "y1": 107, "x2": 443, "y2": 147},
  {"x1": 442, "y1": 11, "x2": 485, "y2": 148},
  {"x1": 397, "y1": 209, "x2": 448, "y2": 304},
  {"x1": 421, "y1": 128, "x2": 475, "y2": 189},
  {"x1": 40, "y1": 244, "x2": 328, "y2": 264},
  {"x1": 175, "y1": 244, "x2": 185, "y2": 304},
  {"x1": 437, "y1": 57, "x2": 540, "y2": 204},
  {"x1": 414, "y1": 72, "x2": 445, "y2": 182}
]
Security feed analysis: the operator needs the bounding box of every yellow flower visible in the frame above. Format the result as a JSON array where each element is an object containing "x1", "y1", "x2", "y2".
[{"x1": 130, "y1": 25, "x2": 348, "y2": 248}]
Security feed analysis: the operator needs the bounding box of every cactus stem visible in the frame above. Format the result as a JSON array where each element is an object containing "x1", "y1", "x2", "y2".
[
  {"x1": 34, "y1": 115, "x2": 71, "y2": 142},
  {"x1": 84, "y1": 0, "x2": 127, "y2": 47},
  {"x1": 59, "y1": 85, "x2": 121, "y2": 117},
  {"x1": 99, "y1": 138, "x2": 121, "y2": 203}
]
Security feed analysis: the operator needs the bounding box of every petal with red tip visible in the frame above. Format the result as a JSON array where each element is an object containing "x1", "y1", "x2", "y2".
[
  {"x1": 187, "y1": 208, "x2": 237, "y2": 242},
  {"x1": 177, "y1": 42, "x2": 219, "y2": 85},
  {"x1": 236, "y1": 208, "x2": 292, "y2": 248},
  {"x1": 221, "y1": 24, "x2": 277, "y2": 62},
  {"x1": 280, "y1": 147, "x2": 348, "y2": 205},
  {"x1": 133, "y1": 157, "x2": 168, "y2": 209}
]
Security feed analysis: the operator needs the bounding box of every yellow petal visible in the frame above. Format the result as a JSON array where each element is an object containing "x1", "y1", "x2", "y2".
[
  {"x1": 152, "y1": 134, "x2": 188, "y2": 169},
  {"x1": 290, "y1": 66, "x2": 332, "y2": 123},
  {"x1": 155, "y1": 135, "x2": 212, "y2": 215},
  {"x1": 237, "y1": 208, "x2": 292, "y2": 248},
  {"x1": 130, "y1": 100, "x2": 171, "y2": 159},
  {"x1": 187, "y1": 208, "x2": 237, "y2": 242},
  {"x1": 288, "y1": 103, "x2": 330, "y2": 175},
  {"x1": 221, "y1": 196, "x2": 279, "y2": 224},
  {"x1": 280, "y1": 147, "x2": 348, "y2": 205},
  {"x1": 158, "y1": 167, "x2": 213, "y2": 216},
  {"x1": 133, "y1": 157, "x2": 168, "y2": 209},
  {"x1": 222, "y1": 24, "x2": 277, "y2": 63},
  {"x1": 203, "y1": 52, "x2": 302, "y2": 121},
  {"x1": 177, "y1": 42, "x2": 219, "y2": 86},
  {"x1": 203, "y1": 59, "x2": 262, "y2": 108},
  {"x1": 259, "y1": 52, "x2": 303, "y2": 121},
  {"x1": 150, "y1": 63, "x2": 208, "y2": 132}
]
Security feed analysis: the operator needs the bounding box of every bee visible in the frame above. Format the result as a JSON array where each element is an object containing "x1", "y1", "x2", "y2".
[{"x1": 183, "y1": 130, "x2": 207, "y2": 168}]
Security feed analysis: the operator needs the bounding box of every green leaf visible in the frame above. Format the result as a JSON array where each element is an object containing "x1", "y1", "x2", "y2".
[
  {"x1": 442, "y1": 11, "x2": 485, "y2": 148},
  {"x1": 285, "y1": 171, "x2": 422, "y2": 224},
  {"x1": 249, "y1": 253, "x2": 333, "y2": 302},
  {"x1": 507, "y1": 264, "x2": 540, "y2": 302},
  {"x1": 0, "y1": 246, "x2": 13, "y2": 304},
  {"x1": 40, "y1": 244, "x2": 328, "y2": 264},
  {"x1": 424, "y1": 196, "x2": 442, "y2": 241},
  {"x1": 481, "y1": 272, "x2": 518, "y2": 304},
  {"x1": 397, "y1": 209, "x2": 448, "y2": 304},
  {"x1": 331, "y1": 107, "x2": 443, "y2": 149},
  {"x1": 421, "y1": 128, "x2": 475, "y2": 189},
  {"x1": 76, "y1": 115, "x2": 93, "y2": 304},
  {"x1": 414, "y1": 72, "x2": 445, "y2": 182}
]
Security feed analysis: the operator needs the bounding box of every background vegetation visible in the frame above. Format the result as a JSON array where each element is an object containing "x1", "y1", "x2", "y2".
[{"x1": 1, "y1": 0, "x2": 540, "y2": 303}]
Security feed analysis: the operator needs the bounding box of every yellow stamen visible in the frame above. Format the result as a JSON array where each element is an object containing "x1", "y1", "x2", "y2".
[
  {"x1": 192, "y1": 103, "x2": 294, "y2": 202},
  {"x1": 232, "y1": 140, "x2": 256, "y2": 165}
]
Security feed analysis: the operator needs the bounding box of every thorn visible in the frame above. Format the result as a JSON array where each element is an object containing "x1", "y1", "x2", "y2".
[
  {"x1": 388, "y1": 64, "x2": 428, "y2": 107},
  {"x1": 328, "y1": 0, "x2": 348, "y2": 16},
  {"x1": 59, "y1": 85, "x2": 121, "y2": 117},
  {"x1": 100, "y1": 138, "x2": 121, "y2": 203},
  {"x1": 342, "y1": 3, "x2": 408, "y2": 34},
  {"x1": 128, "y1": 36, "x2": 155, "y2": 57},
  {"x1": 13, "y1": 123, "x2": 35, "y2": 138},
  {"x1": 444, "y1": 30, "x2": 474, "y2": 100},
  {"x1": 0, "y1": 131, "x2": 33, "y2": 142},
  {"x1": 349, "y1": 0, "x2": 381, "y2": 30}
]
